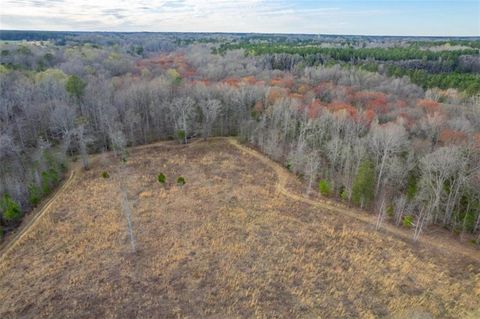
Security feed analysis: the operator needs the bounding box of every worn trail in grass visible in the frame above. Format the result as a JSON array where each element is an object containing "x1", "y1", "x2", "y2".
[
  {"x1": 0, "y1": 139, "x2": 479, "y2": 318},
  {"x1": 228, "y1": 138, "x2": 480, "y2": 263}
]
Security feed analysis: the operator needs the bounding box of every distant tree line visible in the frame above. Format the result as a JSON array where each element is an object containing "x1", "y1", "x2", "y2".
[{"x1": 216, "y1": 43, "x2": 480, "y2": 95}]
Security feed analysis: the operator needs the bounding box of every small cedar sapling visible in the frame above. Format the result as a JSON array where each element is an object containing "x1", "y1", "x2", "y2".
[
  {"x1": 28, "y1": 183, "x2": 42, "y2": 206},
  {"x1": 318, "y1": 179, "x2": 332, "y2": 196},
  {"x1": 1, "y1": 194, "x2": 22, "y2": 222},
  {"x1": 177, "y1": 176, "x2": 186, "y2": 186},
  {"x1": 403, "y1": 215, "x2": 414, "y2": 228},
  {"x1": 157, "y1": 173, "x2": 166, "y2": 184},
  {"x1": 176, "y1": 130, "x2": 186, "y2": 143}
]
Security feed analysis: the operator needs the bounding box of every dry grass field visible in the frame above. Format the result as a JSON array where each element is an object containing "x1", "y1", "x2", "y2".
[{"x1": 0, "y1": 139, "x2": 479, "y2": 318}]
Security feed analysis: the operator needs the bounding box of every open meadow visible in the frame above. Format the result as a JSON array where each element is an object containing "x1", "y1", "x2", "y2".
[{"x1": 0, "y1": 139, "x2": 479, "y2": 318}]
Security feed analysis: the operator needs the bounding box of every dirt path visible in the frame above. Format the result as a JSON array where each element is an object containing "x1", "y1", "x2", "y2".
[
  {"x1": 0, "y1": 168, "x2": 77, "y2": 262},
  {"x1": 228, "y1": 138, "x2": 480, "y2": 263},
  {"x1": 1, "y1": 138, "x2": 478, "y2": 264},
  {"x1": 0, "y1": 139, "x2": 183, "y2": 261}
]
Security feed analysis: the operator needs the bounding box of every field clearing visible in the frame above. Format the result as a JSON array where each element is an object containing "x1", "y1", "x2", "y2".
[{"x1": 0, "y1": 139, "x2": 479, "y2": 318}]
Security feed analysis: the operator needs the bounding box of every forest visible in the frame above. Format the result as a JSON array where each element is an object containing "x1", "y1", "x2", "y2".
[{"x1": 1, "y1": 31, "x2": 479, "y2": 243}]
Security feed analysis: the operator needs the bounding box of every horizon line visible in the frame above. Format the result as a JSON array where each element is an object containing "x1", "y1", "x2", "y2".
[{"x1": 1, "y1": 29, "x2": 480, "y2": 39}]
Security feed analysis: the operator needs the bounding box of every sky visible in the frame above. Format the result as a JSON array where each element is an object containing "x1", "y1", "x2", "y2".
[{"x1": 0, "y1": 0, "x2": 479, "y2": 36}]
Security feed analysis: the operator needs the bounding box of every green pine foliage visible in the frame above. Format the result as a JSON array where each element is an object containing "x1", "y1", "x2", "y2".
[
  {"x1": 41, "y1": 168, "x2": 59, "y2": 195},
  {"x1": 406, "y1": 173, "x2": 418, "y2": 200},
  {"x1": 65, "y1": 75, "x2": 86, "y2": 100},
  {"x1": 157, "y1": 173, "x2": 166, "y2": 184},
  {"x1": 1, "y1": 194, "x2": 22, "y2": 222},
  {"x1": 176, "y1": 130, "x2": 186, "y2": 142},
  {"x1": 177, "y1": 176, "x2": 186, "y2": 185},
  {"x1": 403, "y1": 215, "x2": 414, "y2": 228},
  {"x1": 351, "y1": 159, "x2": 376, "y2": 207},
  {"x1": 28, "y1": 183, "x2": 42, "y2": 206},
  {"x1": 318, "y1": 179, "x2": 332, "y2": 196}
]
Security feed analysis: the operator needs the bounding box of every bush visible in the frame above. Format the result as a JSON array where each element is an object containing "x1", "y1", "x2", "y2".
[
  {"x1": 352, "y1": 159, "x2": 375, "y2": 207},
  {"x1": 176, "y1": 130, "x2": 186, "y2": 142},
  {"x1": 65, "y1": 75, "x2": 86, "y2": 100},
  {"x1": 1, "y1": 194, "x2": 22, "y2": 222},
  {"x1": 41, "y1": 168, "x2": 59, "y2": 195},
  {"x1": 28, "y1": 183, "x2": 42, "y2": 206},
  {"x1": 406, "y1": 174, "x2": 418, "y2": 200},
  {"x1": 102, "y1": 171, "x2": 110, "y2": 178},
  {"x1": 403, "y1": 215, "x2": 414, "y2": 228},
  {"x1": 338, "y1": 185, "x2": 348, "y2": 201},
  {"x1": 386, "y1": 205, "x2": 394, "y2": 218},
  {"x1": 177, "y1": 176, "x2": 186, "y2": 185},
  {"x1": 59, "y1": 162, "x2": 68, "y2": 173},
  {"x1": 121, "y1": 150, "x2": 129, "y2": 163},
  {"x1": 157, "y1": 173, "x2": 166, "y2": 184},
  {"x1": 318, "y1": 179, "x2": 331, "y2": 196}
]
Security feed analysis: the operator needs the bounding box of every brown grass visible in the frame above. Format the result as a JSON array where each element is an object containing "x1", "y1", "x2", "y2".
[{"x1": 0, "y1": 139, "x2": 479, "y2": 318}]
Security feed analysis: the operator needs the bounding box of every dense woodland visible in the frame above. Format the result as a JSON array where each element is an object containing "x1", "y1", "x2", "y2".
[{"x1": 0, "y1": 32, "x2": 479, "y2": 242}]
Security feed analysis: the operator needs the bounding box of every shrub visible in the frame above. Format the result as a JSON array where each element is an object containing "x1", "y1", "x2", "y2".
[
  {"x1": 121, "y1": 150, "x2": 129, "y2": 163},
  {"x1": 338, "y1": 185, "x2": 348, "y2": 201},
  {"x1": 65, "y1": 75, "x2": 86, "y2": 100},
  {"x1": 1, "y1": 194, "x2": 22, "y2": 222},
  {"x1": 403, "y1": 215, "x2": 414, "y2": 228},
  {"x1": 41, "y1": 168, "x2": 59, "y2": 195},
  {"x1": 157, "y1": 173, "x2": 166, "y2": 184},
  {"x1": 453, "y1": 227, "x2": 461, "y2": 236},
  {"x1": 406, "y1": 174, "x2": 418, "y2": 200},
  {"x1": 59, "y1": 162, "x2": 68, "y2": 173},
  {"x1": 177, "y1": 176, "x2": 186, "y2": 185},
  {"x1": 176, "y1": 130, "x2": 186, "y2": 142},
  {"x1": 102, "y1": 171, "x2": 110, "y2": 178},
  {"x1": 318, "y1": 179, "x2": 331, "y2": 196},
  {"x1": 352, "y1": 159, "x2": 375, "y2": 207},
  {"x1": 28, "y1": 183, "x2": 42, "y2": 206},
  {"x1": 386, "y1": 205, "x2": 394, "y2": 218}
]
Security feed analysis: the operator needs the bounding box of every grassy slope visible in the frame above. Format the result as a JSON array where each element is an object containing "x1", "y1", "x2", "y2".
[{"x1": 0, "y1": 139, "x2": 479, "y2": 318}]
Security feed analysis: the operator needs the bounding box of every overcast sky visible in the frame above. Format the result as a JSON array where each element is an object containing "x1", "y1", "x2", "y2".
[{"x1": 1, "y1": 0, "x2": 479, "y2": 36}]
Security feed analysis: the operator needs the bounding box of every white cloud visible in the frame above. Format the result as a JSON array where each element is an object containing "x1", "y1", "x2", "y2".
[
  {"x1": 0, "y1": 0, "x2": 354, "y2": 33},
  {"x1": 0, "y1": 0, "x2": 477, "y2": 35}
]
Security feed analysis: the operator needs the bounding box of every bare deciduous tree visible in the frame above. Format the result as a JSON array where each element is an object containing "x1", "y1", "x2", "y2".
[{"x1": 200, "y1": 98, "x2": 221, "y2": 140}]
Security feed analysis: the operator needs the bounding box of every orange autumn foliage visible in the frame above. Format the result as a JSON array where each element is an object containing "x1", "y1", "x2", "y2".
[
  {"x1": 289, "y1": 93, "x2": 304, "y2": 102},
  {"x1": 267, "y1": 87, "x2": 288, "y2": 105},
  {"x1": 297, "y1": 84, "x2": 311, "y2": 95},
  {"x1": 328, "y1": 102, "x2": 357, "y2": 118},
  {"x1": 474, "y1": 133, "x2": 480, "y2": 148},
  {"x1": 222, "y1": 77, "x2": 240, "y2": 87},
  {"x1": 439, "y1": 129, "x2": 467, "y2": 145},
  {"x1": 242, "y1": 76, "x2": 258, "y2": 85},
  {"x1": 363, "y1": 109, "x2": 377, "y2": 123},
  {"x1": 417, "y1": 99, "x2": 440, "y2": 114},
  {"x1": 307, "y1": 100, "x2": 324, "y2": 118},
  {"x1": 254, "y1": 101, "x2": 264, "y2": 113},
  {"x1": 395, "y1": 99, "x2": 408, "y2": 109}
]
